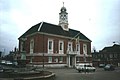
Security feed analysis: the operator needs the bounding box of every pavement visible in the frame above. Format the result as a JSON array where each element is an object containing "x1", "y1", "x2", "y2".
[{"x1": 0, "y1": 67, "x2": 120, "y2": 80}]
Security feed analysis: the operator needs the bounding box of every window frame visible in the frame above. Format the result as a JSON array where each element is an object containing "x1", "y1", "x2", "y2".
[
  {"x1": 30, "y1": 39, "x2": 34, "y2": 54},
  {"x1": 83, "y1": 43, "x2": 87, "y2": 55},
  {"x1": 68, "y1": 42, "x2": 73, "y2": 51},
  {"x1": 59, "y1": 40, "x2": 64, "y2": 54},
  {"x1": 48, "y1": 39, "x2": 54, "y2": 54},
  {"x1": 76, "y1": 43, "x2": 80, "y2": 54},
  {"x1": 48, "y1": 57, "x2": 52, "y2": 63}
]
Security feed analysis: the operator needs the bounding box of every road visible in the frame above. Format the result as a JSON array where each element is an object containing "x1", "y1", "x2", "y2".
[
  {"x1": 47, "y1": 68, "x2": 120, "y2": 80},
  {"x1": 0, "y1": 66, "x2": 120, "y2": 80}
]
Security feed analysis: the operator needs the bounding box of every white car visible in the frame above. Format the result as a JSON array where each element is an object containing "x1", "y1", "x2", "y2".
[{"x1": 76, "y1": 64, "x2": 96, "y2": 72}]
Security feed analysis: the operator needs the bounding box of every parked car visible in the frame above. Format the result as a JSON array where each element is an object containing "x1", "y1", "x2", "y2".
[
  {"x1": 104, "y1": 64, "x2": 115, "y2": 71},
  {"x1": 6, "y1": 61, "x2": 13, "y2": 65},
  {"x1": 1, "y1": 60, "x2": 6, "y2": 64},
  {"x1": 99, "y1": 64, "x2": 105, "y2": 68},
  {"x1": 0, "y1": 66, "x2": 3, "y2": 72},
  {"x1": 76, "y1": 64, "x2": 96, "y2": 72}
]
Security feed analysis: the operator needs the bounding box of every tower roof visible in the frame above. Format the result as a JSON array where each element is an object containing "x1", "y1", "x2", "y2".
[
  {"x1": 61, "y1": 6, "x2": 67, "y2": 12},
  {"x1": 60, "y1": 2, "x2": 67, "y2": 12}
]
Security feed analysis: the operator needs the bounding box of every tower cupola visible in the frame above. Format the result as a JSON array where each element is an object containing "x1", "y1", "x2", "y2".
[{"x1": 59, "y1": 2, "x2": 69, "y2": 31}]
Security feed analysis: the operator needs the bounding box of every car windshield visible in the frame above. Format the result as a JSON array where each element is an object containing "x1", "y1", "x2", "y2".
[
  {"x1": 85, "y1": 65, "x2": 92, "y2": 67},
  {"x1": 105, "y1": 64, "x2": 111, "y2": 67}
]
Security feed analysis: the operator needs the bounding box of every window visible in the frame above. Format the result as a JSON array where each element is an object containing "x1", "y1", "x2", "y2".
[
  {"x1": 76, "y1": 44, "x2": 80, "y2": 52},
  {"x1": 110, "y1": 54, "x2": 113, "y2": 58},
  {"x1": 60, "y1": 43, "x2": 63, "y2": 50},
  {"x1": 114, "y1": 54, "x2": 117, "y2": 58},
  {"x1": 68, "y1": 42, "x2": 73, "y2": 51},
  {"x1": 30, "y1": 39, "x2": 34, "y2": 53},
  {"x1": 59, "y1": 41, "x2": 64, "y2": 54},
  {"x1": 76, "y1": 57, "x2": 80, "y2": 62},
  {"x1": 20, "y1": 42, "x2": 23, "y2": 52},
  {"x1": 83, "y1": 44, "x2": 87, "y2": 55},
  {"x1": 59, "y1": 57, "x2": 63, "y2": 63},
  {"x1": 49, "y1": 41, "x2": 52, "y2": 50},
  {"x1": 55, "y1": 58, "x2": 58, "y2": 63},
  {"x1": 48, "y1": 39, "x2": 53, "y2": 53},
  {"x1": 48, "y1": 57, "x2": 52, "y2": 63}
]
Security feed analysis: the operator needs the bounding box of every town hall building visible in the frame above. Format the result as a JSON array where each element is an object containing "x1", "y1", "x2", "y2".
[{"x1": 18, "y1": 4, "x2": 92, "y2": 67}]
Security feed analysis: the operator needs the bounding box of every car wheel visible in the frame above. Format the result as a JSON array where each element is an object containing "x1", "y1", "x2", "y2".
[
  {"x1": 78, "y1": 70, "x2": 81, "y2": 73},
  {"x1": 93, "y1": 69, "x2": 95, "y2": 72}
]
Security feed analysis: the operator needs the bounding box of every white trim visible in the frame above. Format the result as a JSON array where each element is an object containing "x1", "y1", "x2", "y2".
[
  {"x1": 76, "y1": 43, "x2": 80, "y2": 54},
  {"x1": 30, "y1": 39, "x2": 34, "y2": 54},
  {"x1": 83, "y1": 43, "x2": 87, "y2": 56},
  {"x1": 59, "y1": 56, "x2": 63, "y2": 63},
  {"x1": 48, "y1": 56, "x2": 52, "y2": 63},
  {"x1": 59, "y1": 40, "x2": 64, "y2": 54},
  {"x1": 67, "y1": 42, "x2": 73, "y2": 52},
  {"x1": 26, "y1": 53, "x2": 66, "y2": 56},
  {"x1": 48, "y1": 39, "x2": 54, "y2": 54},
  {"x1": 38, "y1": 21, "x2": 43, "y2": 31},
  {"x1": 33, "y1": 64, "x2": 67, "y2": 68}
]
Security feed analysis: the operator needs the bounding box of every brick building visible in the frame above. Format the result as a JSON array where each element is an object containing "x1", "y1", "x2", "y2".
[
  {"x1": 92, "y1": 44, "x2": 120, "y2": 67},
  {"x1": 18, "y1": 5, "x2": 92, "y2": 67}
]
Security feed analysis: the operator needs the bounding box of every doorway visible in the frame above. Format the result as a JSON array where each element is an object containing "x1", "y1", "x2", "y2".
[{"x1": 70, "y1": 56, "x2": 73, "y2": 66}]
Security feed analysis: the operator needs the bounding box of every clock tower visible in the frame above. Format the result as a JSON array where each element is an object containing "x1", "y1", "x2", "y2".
[{"x1": 59, "y1": 3, "x2": 69, "y2": 31}]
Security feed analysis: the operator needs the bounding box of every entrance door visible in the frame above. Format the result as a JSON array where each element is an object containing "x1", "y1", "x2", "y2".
[{"x1": 70, "y1": 56, "x2": 73, "y2": 67}]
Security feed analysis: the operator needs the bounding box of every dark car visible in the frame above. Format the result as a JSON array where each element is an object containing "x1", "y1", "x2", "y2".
[{"x1": 104, "y1": 64, "x2": 115, "y2": 71}]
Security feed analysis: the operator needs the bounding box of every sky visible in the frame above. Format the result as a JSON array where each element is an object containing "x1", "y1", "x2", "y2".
[{"x1": 0, "y1": 0, "x2": 120, "y2": 55}]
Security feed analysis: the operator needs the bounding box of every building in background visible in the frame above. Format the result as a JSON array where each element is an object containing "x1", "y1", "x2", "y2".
[
  {"x1": 18, "y1": 4, "x2": 92, "y2": 67},
  {"x1": 92, "y1": 44, "x2": 120, "y2": 67}
]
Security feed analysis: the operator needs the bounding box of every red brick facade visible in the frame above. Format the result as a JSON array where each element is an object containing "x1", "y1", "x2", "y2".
[{"x1": 19, "y1": 32, "x2": 92, "y2": 67}]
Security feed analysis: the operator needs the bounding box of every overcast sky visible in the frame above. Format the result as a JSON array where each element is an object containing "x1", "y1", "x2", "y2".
[{"x1": 0, "y1": 0, "x2": 120, "y2": 54}]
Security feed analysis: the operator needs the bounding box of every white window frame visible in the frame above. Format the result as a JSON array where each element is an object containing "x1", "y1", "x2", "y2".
[
  {"x1": 48, "y1": 57, "x2": 52, "y2": 63},
  {"x1": 59, "y1": 56, "x2": 63, "y2": 63},
  {"x1": 55, "y1": 58, "x2": 58, "y2": 63},
  {"x1": 59, "y1": 40, "x2": 64, "y2": 54},
  {"x1": 30, "y1": 39, "x2": 34, "y2": 54},
  {"x1": 48, "y1": 39, "x2": 53, "y2": 54},
  {"x1": 76, "y1": 43, "x2": 80, "y2": 54},
  {"x1": 68, "y1": 42, "x2": 73, "y2": 52},
  {"x1": 83, "y1": 44, "x2": 87, "y2": 55}
]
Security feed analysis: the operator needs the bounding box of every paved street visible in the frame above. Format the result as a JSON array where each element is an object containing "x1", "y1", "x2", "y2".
[
  {"x1": 47, "y1": 67, "x2": 120, "y2": 80},
  {"x1": 0, "y1": 67, "x2": 120, "y2": 80}
]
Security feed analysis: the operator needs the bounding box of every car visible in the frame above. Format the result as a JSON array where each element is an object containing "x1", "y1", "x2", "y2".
[
  {"x1": 99, "y1": 64, "x2": 105, "y2": 68},
  {"x1": 1, "y1": 60, "x2": 6, "y2": 64},
  {"x1": 0, "y1": 66, "x2": 3, "y2": 72},
  {"x1": 104, "y1": 64, "x2": 115, "y2": 71},
  {"x1": 76, "y1": 64, "x2": 96, "y2": 72},
  {"x1": 6, "y1": 61, "x2": 13, "y2": 65}
]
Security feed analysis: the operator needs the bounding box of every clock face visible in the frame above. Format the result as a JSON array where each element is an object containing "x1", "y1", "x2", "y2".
[
  {"x1": 64, "y1": 25, "x2": 68, "y2": 29},
  {"x1": 61, "y1": 15, "x2": 66, "y2": 20}
]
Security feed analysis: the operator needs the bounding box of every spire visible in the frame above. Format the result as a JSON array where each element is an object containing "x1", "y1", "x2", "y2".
[{"x1": 63, "y1": 2, "x2": 64, "y2": 7}]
